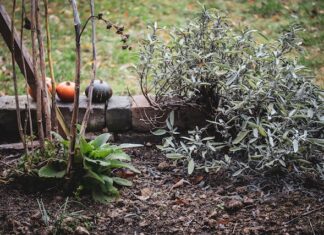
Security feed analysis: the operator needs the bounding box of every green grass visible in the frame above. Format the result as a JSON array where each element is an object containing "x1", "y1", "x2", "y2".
[
  {"x1": 250, "y1": 0, "x2": 283, "y2": 16},
  {"x1": 0, "y1": 0, "x2": 323, "y2": 96}
]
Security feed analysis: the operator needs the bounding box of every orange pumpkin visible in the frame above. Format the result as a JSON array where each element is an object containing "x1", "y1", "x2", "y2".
[
  {"x1": 28, "y1": 77, "x2": 53, "y2": 100},
  {"x1": 56, "y1": 81, "x2": 75, "y2": 102}
]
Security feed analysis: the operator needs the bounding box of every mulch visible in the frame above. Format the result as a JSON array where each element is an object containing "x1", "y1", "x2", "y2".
[{"x1": 0, "y1": 147, "x2": 323, "y2": 234}]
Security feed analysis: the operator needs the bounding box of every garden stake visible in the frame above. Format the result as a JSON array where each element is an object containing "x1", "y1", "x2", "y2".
[
  {"x1": 80, "y1": 0, "x2": 97, "y2": 136},
  {"x1": 31, "y1": 0, "x2": 45, "y2": 151},
  {"x1": 43, "y1": 0, "x2": 58, "y2": 133},
  {"x1": 67, "y1": 0, "x2": 82, "y2": 175},
  {"x1": 20, "y1": 0, "x2": 34, "y2": 153},
  {"x1": 10, "y1": 0, "x2": 26, "y2": 151},
  {"x1": 35, "y1": 0, "x2": 52, "y2": 139}
]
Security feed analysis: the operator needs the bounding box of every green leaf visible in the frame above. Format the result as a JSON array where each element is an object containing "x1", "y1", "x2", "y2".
[
  {"x1": 106, "y1": 152, "x2": 131, "y2": 161},
  {"x1": 151, "y1": 129, "x2": 167, "y2": 136},
  {"x1": 293, "y1": 139, "x2": 299, "y2": 153},
  {"x1": 84, "y1": 157, "x2": 111, "y2": 167},
  {"x1": 258, "y1": 126, "x2": 267, "y2": 137},
  {"x1": 118, "y1": 143, "x2": 144, "y2": 148},
  {"x1": 229, "y1": 146, "x2": 242, "y2": 152},
  {"x1": 38, "y1": 161, "x2": 66, "y2": 178},
  {"x1": 92, "y1": 189, "x2": 116, "y2": 204},
  {"x1": 112, "y1": 177, "x2": 133, "y2": 187},
  {"x1": 233, "y1": 131, "x2": 250, "y2": 145},
  {"x1": 80, "y1": 137, "x2": 93, "y2": 156},
  {"x1": 90, "y1": 133, "x2": 112, "y2": 149},
  {"x1": 51, "y1": 131, "x2": 69, "y2": 148},
  {"x1": 109, "y1": 160, "x2": 141, "y2": 174},
  {"x1": 232, "y1": 168, "x2": 245, "y2": 177},
  {"x1": 84, "y1": 169, "x2": 105, "y2": 184},
  {"x1": 307, "y1": 138, "x2": 324, "y2": 148},
  {"x1": 166, "y1": 153, "x2": 185, "y2": 159},
  {"x1": 257, "y1": 31, "x2": 269, "y2": 41},
  {"x1": 296, "y1": 159, "x2": 312, "y2": 165},
  {"x1": 51, "y1": 131, "x2": 65, "y2": 142},
  {"x1": 102, "y1": 175, "x2": 113, "y2": 185},
  {"x1": 90, "y1": 148, "x2": 115, "y2": 159},
  {"x1": 188, "y1": 159, "x2": 195, "y2": 175},
  {"x1": 248, "y1": 122, "x2": 267, "y2": 137},
  {"x1": 279, "y1": 159, "x2": 286, "y2": 167},
  {"x1": 169, "y1": 111, "x2": 175, "y2": 126}
]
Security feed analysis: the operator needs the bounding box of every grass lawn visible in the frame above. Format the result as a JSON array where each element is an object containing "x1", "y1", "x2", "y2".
[{"x1": 0, "y1": 0, "x2": 323, "y2": 96}]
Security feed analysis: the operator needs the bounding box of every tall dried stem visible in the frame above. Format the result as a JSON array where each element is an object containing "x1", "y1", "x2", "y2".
[
  {"x1": 31, "y1": 0, "x2": 45, "y2": 151},
  {"x1": 43, "y1": 0, "x2": 58, "y2": 133},
  {"x1": 20, "y1": 0, "x2": 33, "y2": 153},
  {"x1": 10, "y1": 0, "x2": 25, "y2": 150},
  {"x1": 67, "y1": 0, "x2": 81, "y2": 175},
  {"x1": 35, "y1": 0, "x2": 51, "y2": 139},
  {"x1": 80, "y1": 0, "x2": 96, "y2": 136}
]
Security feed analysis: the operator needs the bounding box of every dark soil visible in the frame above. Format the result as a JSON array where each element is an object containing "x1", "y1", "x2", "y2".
[{"x1": 1, "y1": 147, "x2": 324, "y2": 234}]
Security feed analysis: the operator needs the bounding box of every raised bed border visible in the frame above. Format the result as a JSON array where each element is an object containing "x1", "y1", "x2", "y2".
[{"x1": 0, "y1": 95, "x2": 205, "y2": 143}]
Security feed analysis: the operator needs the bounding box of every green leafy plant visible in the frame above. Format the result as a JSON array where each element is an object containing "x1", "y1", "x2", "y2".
[
  {"x1": 144, "y1": 8, "x2": 324, "y2": 178},
  {"x1": 17, "y1": 133, "x2": 141, "y2": 203}
]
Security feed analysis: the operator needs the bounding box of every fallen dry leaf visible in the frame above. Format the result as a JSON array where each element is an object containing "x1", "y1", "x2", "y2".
[
  {"x1": 170, "y1": 178, "x2": 190, "y2": 190},
  {"x1": 174, "y1": 198, "x2": 190, "y2": 206},
  {"x1": 115, "y1": 169, "x2": 136, "y2": 178},
  {"x1": 190, "y1": 175, "x2": 204, "y2": 185},
  {"x1": 141, "y1": 187, "x2": 152, "y2": 197}
]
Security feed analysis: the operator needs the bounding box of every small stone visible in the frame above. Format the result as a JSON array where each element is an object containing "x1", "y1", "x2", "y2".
[
  {"x1": 225, "y1": 199, "x2": 243, "y2": 211},
  {"x1": 145, "y1": 142, "x2": 152, "y2": 147},
  {"x1": 222, "y1": 214, "x2": 229, "y2": 219},
  {"x1": 243, "y1": 196, "x2": 254, "y2": 205},
  {"x1": 141, "y1": 187, "x2": 152, "y2": 197},
  {"x1": 243, "y1": 227, "x2": 251, "y2": 234},
  {"x1": 157, "y1": 161, "x2": 169, "y2": 171},
  {"x1": 74, "y1": 226, "x2": 90, "y2": 235},
  {"x1": 139, "y1": 220, "x2": 150, "y2": 227},
  {"x1": 55, "y1": 196, "x2": 63, "y2": 201},
  {"x1": 208, "y1": 210, "x2": 218, "y2": 219},
  {"x1": 216, "y1": 187, "x2": 225, "y2": 195},
  {"x1": 31, "y1": 211, "x2": 41, "y2": 220},
  {"x1": 63, "y1": 216, "x2": 74, "y2": 224},
  {"x1": 236, "y1": 186, "x2": 247, "y2": 193}
]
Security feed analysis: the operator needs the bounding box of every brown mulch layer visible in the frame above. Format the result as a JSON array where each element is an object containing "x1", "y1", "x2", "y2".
[{"x1": 0, "y1": 147, "x2": 323, "y2": 235}]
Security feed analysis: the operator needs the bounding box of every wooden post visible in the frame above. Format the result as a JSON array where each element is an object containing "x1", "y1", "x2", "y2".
[{"x1": 0, "y1": 4, "x2": 36, "y2": 89}]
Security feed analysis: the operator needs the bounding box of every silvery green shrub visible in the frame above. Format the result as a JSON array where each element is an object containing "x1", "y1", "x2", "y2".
[{"x1": 139, "y1": 8, "x2": 324, "y2": 177}]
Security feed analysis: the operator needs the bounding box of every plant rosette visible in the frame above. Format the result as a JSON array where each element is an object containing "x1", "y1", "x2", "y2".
[{"x1": 37, "y1": 133, "x2": 142, "y2": 203}]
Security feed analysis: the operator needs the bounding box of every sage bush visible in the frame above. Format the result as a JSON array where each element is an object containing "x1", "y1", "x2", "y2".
[{"x1": 138, "y1": 8, "x2": 324, "y2": 177}]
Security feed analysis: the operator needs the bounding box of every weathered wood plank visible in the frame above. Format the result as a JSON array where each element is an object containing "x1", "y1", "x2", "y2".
[{"x1": 0, "y1": 4, "x2": 36, "y2": 89}]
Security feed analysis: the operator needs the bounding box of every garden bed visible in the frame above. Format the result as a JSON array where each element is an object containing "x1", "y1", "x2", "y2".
[{"x1": 1, "y1": 147, "x2": 323, "y2": 234}]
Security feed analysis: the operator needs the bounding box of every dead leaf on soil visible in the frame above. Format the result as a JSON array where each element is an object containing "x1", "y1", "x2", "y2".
[
  {"x1": 135, "y1": 187, "x2": 152, "y2": 201},
  {"x1": 170, "y1": 178, "x2": 190, "y2": 190},
  {"x1": 115, "y1": 169, "x2": 136, "y2": 178},
  {"x1": 174, "y1": 198, "x2": 190, "y2": 206},
  {"x1": 224, "y1": 199, "x2": 243, "y2": 211},
  {"x1": 190, "y1": 175, "x2": 204, "y2": 185}
]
